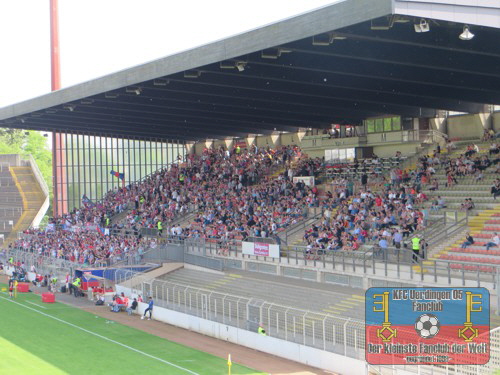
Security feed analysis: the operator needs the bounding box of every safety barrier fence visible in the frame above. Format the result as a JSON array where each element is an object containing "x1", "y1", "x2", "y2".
[
  {"x1": 6, "y1": 248, "x2": 81, "y2": 277},
  {"x1": 0, "y1": 207, "x2": 23, "y2": 216},
  {"x1": 131, "y1": 273, "x2": 500, "y2": 371},
  {"x1": 5, "y1": 248, "x2": 153, "y2": 286},
  {"x1": 140, "y1": 236, "x2": 500, "y2": 290},
  {"x1": 135, "y1": 276, "x2": 366, "y2": 359},
  {"x1": 6, "y1": 247, "x2": 136, "y2": 272}
]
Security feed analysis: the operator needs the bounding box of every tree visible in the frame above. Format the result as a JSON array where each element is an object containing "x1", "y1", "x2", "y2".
[
  {"x1": 22, "y1": 131, "x2": 52, "y2": 188},
  {"x1": 0, "y1": 129, "x2": 26, "y2": 154}
]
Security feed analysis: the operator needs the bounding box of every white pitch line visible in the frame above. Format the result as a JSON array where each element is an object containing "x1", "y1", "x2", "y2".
[
  {"x1": 25, "y1": 300, "x2": 48, "y2": 309},
  {"x1": 0, "y1": 296, "x2": 200, "y2": 375}
]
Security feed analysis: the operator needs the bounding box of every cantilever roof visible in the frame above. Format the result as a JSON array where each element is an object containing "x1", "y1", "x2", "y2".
[{"x1": 1, "y1": 0, "x2": 499, "y2": 141}]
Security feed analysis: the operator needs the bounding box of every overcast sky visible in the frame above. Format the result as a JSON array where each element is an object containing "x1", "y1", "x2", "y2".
[{"x1": 0, "y1": 0, "x2": 337, "y2": 108}]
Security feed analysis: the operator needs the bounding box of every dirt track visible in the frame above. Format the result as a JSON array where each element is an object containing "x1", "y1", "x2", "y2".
[{"x1": 85, "y1": 305, "x2": 329, "y2": 375}]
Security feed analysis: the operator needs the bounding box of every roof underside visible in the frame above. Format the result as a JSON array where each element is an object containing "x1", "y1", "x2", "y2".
[{"x1": 0, "y1": 0, "x2": 499, "y2": 141}]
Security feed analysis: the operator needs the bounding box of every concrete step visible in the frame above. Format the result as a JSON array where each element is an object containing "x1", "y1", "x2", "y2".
[
  {"x1": 425, "y1": 191, "x2": 492, "y2": 197},
  {"x1": 444, "y1": 248, "x2": 500, "y2": 257}
]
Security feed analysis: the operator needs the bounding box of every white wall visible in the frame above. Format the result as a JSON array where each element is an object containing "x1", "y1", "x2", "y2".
[{"x1": 447, "y1": 114, "x2": 484, "y2": 139}]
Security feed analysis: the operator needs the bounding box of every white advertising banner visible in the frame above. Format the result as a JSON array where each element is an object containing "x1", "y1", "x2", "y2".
[
  {"x1": 242, "y1": 241, "x2": 280, "y2": 259},
  {"x1": 293, "y1": 176, "x2": 315, "y2": 187}
]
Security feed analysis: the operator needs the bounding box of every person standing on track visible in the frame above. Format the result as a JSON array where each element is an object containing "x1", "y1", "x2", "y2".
[
  {"x1": 8, "y1": 277, "x2": 14, "y2": 298},
  {"x1": 141, "y1": 297, "x2": 154, "y2": 320}
]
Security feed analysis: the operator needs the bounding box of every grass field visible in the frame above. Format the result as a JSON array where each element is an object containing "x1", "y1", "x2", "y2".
[{"x1": 0, "y1": 286, "x2": 264, "y2": 375}]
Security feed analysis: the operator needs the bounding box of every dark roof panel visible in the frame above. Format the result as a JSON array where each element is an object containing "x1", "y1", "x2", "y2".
[{"x1": 0, "y1": 0, "x2": 498, "y2": 140}]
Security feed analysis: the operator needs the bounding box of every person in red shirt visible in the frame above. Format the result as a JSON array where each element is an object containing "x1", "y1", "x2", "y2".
[{"x1": 111, "y1": 295, "x2": 125, "y2": 312}]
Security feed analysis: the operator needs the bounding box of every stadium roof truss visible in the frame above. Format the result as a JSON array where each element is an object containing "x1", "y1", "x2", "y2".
[{"x1": 1, "y1": 0, "x2": 499, "y2": 141}]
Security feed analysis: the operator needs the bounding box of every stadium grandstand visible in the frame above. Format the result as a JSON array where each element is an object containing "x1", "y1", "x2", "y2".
[{"x1": 2, "y1": 0, "x2": 500, "y2": 374}]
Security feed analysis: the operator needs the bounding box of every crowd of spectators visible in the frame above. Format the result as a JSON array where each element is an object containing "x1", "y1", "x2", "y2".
[
  {"x1": 12, "y1": 229, "x2": 156, "y2": 265},
  {"x1": 120, "y1": 145, "x2": 318, "y2": 237},
  {"x1": 13, "y1": 144, "x2": 322, "y2": 264},
  {"x1": 303, "y1": 142, "x2": 498, "y2": 256},
  {"x1": 10, "y1": 137, "x2": 499, "y2": 265}
]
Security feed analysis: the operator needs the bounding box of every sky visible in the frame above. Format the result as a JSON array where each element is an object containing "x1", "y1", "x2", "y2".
[{"x1": 0, "y1": 0, "x2": 338, "y2": 109}]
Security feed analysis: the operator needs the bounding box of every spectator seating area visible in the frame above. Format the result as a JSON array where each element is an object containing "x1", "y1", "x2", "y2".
[
  {"x1": 433, "y1": 209, "x2": 500, "y2": 273},
  {"x1": 9, "y1": 136, "x2": 500, "y2": 278},
  {"x1": 12, "y1": 145, "x2": 322, "y2": 264},
  {"x1": 156, "y1": 267, "x2": 365, "y2": 320},
  {"x1": 323, "y1": 155, "x2": 408, "y2": 180},
  {"x1": 297, "y1": 139, "x2": 499, "y2": 258}
]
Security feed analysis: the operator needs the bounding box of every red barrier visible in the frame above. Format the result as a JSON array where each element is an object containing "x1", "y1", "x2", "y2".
[
  {"x1": 42, "y1": 293, "x2": 55, "y2": 303},
  {"x1": 16, "y1": 283, "x2": 30, "y2": 293}
]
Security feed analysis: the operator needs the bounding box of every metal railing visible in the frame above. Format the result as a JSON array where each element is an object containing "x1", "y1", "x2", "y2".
[
  {"x1": 23, "y1": 155, "x2": 49, "y2": 197},
  {"x1": 279, "y1": 207, "x2": 323, "y2": 245},
  {"x1": 135, "y1": 276, "x2": 365, "y2": 359},
  {"x1": 7, "y1": 248, "x2": 81, "y2": 277},
  {"x1": 0, "y1": 207, "x2": 23, "y2": 216},
  {"x1": 138, "y1": 236, "x2": 500, "y2": 289}
]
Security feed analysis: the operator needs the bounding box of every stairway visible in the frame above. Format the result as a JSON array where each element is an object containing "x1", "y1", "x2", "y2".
[
  {"x1": 433, "y1": 206, "x2": 500, "y2": 274},
  {"x1": 4, "y1": 166, "x2": 46, "y2": 244},
  {"x1": 422, "y1": 141, "x2": 497, "y2": 213}
]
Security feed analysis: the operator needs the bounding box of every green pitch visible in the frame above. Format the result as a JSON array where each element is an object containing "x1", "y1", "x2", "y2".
[{"x1": 0, "y1": 287, "x2": 264, "y2": 375}]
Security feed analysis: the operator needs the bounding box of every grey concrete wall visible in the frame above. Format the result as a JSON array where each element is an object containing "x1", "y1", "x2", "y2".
[
  {"x1": 447, "y1": 114, "x2": 484, "y2": 139},
  {"x1": 0, "y1": 154, "x2": 21, "y2": 167}
]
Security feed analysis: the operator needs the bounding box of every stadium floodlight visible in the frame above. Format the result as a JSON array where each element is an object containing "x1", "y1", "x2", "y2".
[
  {"x1": 105, "y1": 92, "x2": 119, "y2": 99},
  {"x1": 261, "y1": 48, "x2": 280, "y2": 59},
  {"x1": 184, "y1": 70, "x2": 201, "y2": 78},
  {"x1": 414, "y1": 19, "x2": 430, "y2": 33},
  {"x1": 235, "y1": 62, "x2": 246, "y2": 72},
  {"x1": 261, "y1": 47, "x2": 292, "y2": 59},
  {"x1": 459, "y1": 25, "x2": 474, "y2": 40},
  {"x1": 220, "y1": 61, "x2": 235, "y2": 69},
  {"x1": 312, "y1": 33, "x2": 334, "y2": 46},
  {"x1": 371, "y1": 16, "x2": 394, "y2": 30},
  {"x1": 312, "y1": 33, "x2": 347, "y2": 46},
  {"x1": 153, "y1": 78, "x2": 169, "y2": 86},
  {"x1": 126, "y1": 87, "x2": 142, "y2": 95},
  {"x1": 393, "y1": 15, "x2": 410, "y2": 23}
]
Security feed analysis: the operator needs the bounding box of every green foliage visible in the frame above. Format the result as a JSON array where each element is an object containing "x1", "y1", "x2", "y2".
[
  {"x1": 0, "y1": 128, "x2": 25, "y2": 153},
  {"x1": 0, "y1": 128, "x2": 53, "y2": 220},
  {"x1": 22, "y1": 131, "x2": 52, "y2": 190}
]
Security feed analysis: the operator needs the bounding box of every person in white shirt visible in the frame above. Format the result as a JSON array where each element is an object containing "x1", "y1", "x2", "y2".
[{"x1": 486, "y1": 233, "x2": 500, "y2": 251}]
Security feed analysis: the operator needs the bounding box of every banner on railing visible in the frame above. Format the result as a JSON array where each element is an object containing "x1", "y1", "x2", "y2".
[
  {"x1": 293, "y1": 176, "x2": 315, "y2": 187},
  {"x1": 365, "y1": 287, "x2": 490, "y2": 366},
  {"x1": 242, "y1": 241, "x2": 280, "y2": 258}
]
